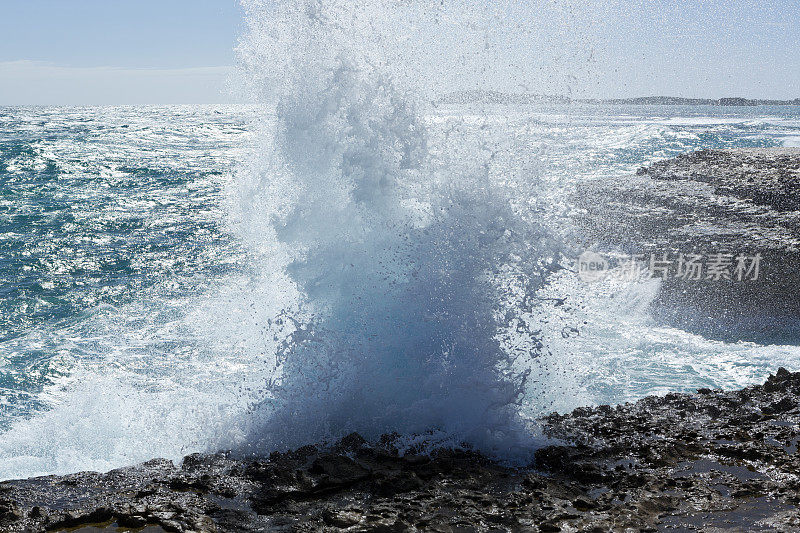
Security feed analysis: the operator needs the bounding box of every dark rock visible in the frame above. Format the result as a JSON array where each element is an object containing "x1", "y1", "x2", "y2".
[
  {"x1": 323, "y1": 508, "x2": 363, "y2": 527},
  {"x1": 372, "y1": 470, "x2": 425, "y2": 496},
  {"x1": 116, "y1": 514, "x2": 148, "y2": 528},
  {"x1": 0, "y1": 500, "x2": 22, "y2": 522},
  {"x1": 539, "y1": 522, "x2": 561, "y2": 532},
  {"x1": 763, "y1": 397, "x2": 796, "y2": 414},
  {"x1": 309, "y1": 454, "x2": 371, "y2": 486},
  {"x1": 1, "y1": 369, "x2": 800, "y2": 531},
  {"x1": 335, "y1": 432, "x2": 369, "y2": 452},
  {"x1": 575, "y1": 148, "x2": 800, "y2": 342}
]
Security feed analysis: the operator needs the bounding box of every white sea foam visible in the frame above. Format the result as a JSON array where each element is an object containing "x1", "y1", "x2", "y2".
[
  {"x1": 784, "y1": 136, "x2": 800, "y2": 147},
  {"x1": 2, "y1": 1, "x2": 800, "y2": 482}
]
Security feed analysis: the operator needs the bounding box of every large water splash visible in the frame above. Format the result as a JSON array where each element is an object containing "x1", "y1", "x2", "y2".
[
  {"x1": 2, "y1": 1, "x2": 800, "y2": 483},
  {"x1": 229, "y1": 0, "x2": 565, "y2": 459}
]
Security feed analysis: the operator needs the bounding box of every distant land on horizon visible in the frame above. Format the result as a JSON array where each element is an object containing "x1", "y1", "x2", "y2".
[{"x1": 439, "y1": 90, "x2": 800, "y2": 106}]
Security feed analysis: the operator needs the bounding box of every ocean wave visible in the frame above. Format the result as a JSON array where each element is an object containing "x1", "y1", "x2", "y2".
[{"x1": 1, "y1": 2, "x2": 800, "y2": 480}]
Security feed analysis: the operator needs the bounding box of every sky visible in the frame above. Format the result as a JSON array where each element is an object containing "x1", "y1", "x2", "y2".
[
  {"x1": 0, "y1": 0, "x2": 243, "y2": 105},
  {"x1": 0, "y1": 0, "x2": 798, "y2": 105},
  {"x1": 592, "y1": 0, "x2": 800, "y2": 100}
]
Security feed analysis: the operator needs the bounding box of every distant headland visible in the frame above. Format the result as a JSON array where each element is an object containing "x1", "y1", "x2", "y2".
[
  {"x1": 439, "y1": 90, "x2": 800, "y2": 106},
  {"x1": 594, "y1": 96, "x2": 800, "y2": 106}
]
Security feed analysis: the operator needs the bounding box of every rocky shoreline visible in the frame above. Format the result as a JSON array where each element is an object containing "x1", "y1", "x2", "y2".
[
  {"x1": 1, "y1": 369, "x2": 799, "y2": 532},
  {"x1": 3, "y1": 148, "x2": 800, "y2": 532},
  {"x1": 575, "y1": 148, "x2": 800, "y2": 342}
]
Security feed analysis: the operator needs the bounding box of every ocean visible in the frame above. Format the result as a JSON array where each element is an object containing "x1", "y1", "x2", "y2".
[{"x1": 1, "y1": 102, "x2": 799, "y2": 480}]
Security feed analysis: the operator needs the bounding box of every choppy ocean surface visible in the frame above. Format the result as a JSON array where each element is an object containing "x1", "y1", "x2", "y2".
[{"x1": 1, "y1": 103, "x2": 800, "y2": 480}]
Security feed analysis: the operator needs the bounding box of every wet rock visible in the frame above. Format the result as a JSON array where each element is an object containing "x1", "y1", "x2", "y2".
[
  {"x1": 0, "y1": 499, "x2": 22, "y2": 522},
  {"x1": 323, "y1": 508, "x2": 363, "y2": 527},
  {"x1": 116, "y1": 514, "x2": 148, "y2": 528},
  {"x1": 309, "y1": 454, "x2": 371, "y2": 486},
  {"x1": 575, "y1": 148, "x2": 800, "y2": 342},
  {"x1": 1, "y1": 370, "x2": 800, "y2": 531}
]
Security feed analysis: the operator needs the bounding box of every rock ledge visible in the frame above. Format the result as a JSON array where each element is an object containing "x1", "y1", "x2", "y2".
[{"x1": 2, "y1": 369, "x2": 800, "y2": 532}]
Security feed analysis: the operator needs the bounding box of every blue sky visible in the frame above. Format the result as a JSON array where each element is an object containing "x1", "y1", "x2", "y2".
[
  {"x1": 0, "y1": 0, "x2": 242, "y2": 104},
  {"x1": 0, "y1": 0, "x2": 798, "y2": 104},
  {"x1": 594, "y1": 0, "x2": 800, "y2": 100}
]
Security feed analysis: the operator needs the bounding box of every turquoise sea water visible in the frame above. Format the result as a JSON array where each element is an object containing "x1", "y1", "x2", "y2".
[
  {"x1": 0, "y1": 106, "x2": 250, "y2": 423},
  {"x1": 1, "y1": 103, "x2": 799, "y2": 479}
]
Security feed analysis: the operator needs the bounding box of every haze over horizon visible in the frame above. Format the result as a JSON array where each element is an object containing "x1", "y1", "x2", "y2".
[{"x1": 0, "y1": 0, "x2": 798, "y2": 105}]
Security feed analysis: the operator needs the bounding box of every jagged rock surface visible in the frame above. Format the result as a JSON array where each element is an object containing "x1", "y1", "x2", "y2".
[
  {"x1": 2, "y1": 370, "x2": 800, "y2": 532},
  {"x1": 574, "y1": 148, "x2": 800, "y2": 341}
]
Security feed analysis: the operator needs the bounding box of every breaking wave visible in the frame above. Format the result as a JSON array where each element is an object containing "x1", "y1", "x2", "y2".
[{"x1": 227, "y1": 0, "x2": 567, "y2": 459}]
